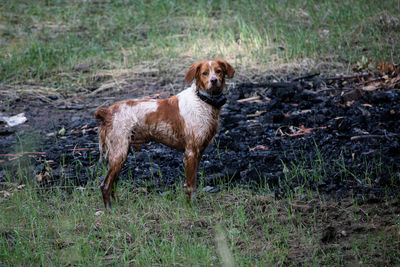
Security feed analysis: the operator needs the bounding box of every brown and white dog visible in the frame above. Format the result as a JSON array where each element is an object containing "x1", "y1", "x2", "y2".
[{"x1": 95, "y1": 59, "x2": 234, "y2": 208}]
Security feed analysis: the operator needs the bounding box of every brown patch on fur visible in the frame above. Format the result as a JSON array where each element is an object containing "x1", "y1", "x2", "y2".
[
  {"x1": 125, "y1": 99, "x2": 150, "y2": 106},
  {"x1": 197, "y1": 63, "x2": 211, "y2": 92},
  {"x1": 185, "y1": 61, "x2": 204, "y2": 84},
  {"x1": 215, "y1": 59, "x2": 235, "y2": 78},
  {"x1": 145, "y1": 96, "x2": 186, "y2": 151}
]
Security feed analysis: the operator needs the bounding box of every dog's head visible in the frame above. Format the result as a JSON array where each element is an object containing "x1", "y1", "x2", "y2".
[{"x1": 185, "y1": 59, "x2": 235, "y2": 94}]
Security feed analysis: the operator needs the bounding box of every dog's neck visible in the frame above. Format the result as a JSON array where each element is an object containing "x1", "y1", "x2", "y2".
[{"x1": 191, "y1": 83, "x2": 227, "y2": 109}]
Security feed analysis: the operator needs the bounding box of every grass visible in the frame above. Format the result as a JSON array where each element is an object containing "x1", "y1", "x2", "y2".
[
  {"x1": 1, "y1": 0, "x2": 400, "y2": 265},
  {"x1": 1, "y1": 0, "x2": 400, "y2": 92},
  {"x1": 1, "y1": 181, "x2": 399, "y2": 266}
]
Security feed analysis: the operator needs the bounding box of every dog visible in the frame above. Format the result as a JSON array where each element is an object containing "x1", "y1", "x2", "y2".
[{"x1": 95, "y1": 59, "x2": 234, "y2": 208}]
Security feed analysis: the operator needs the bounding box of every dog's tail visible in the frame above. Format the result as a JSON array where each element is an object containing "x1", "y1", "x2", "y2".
[{"x1": 95, "y1": 108, "x2": 110, "y2": 161}]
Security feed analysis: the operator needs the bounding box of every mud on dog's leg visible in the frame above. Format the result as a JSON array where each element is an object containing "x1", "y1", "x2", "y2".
[
  {"x1": 183, "y1": 148, "x2": 202, "y2": 201},
  {"x1": 100, "y1": 143, "x2": 129, "y2": 209}
]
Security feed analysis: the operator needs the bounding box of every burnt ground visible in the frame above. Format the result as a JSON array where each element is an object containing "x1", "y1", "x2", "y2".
[{"x1": 1, "y1": 72, "x2": 400, "y2": 200}]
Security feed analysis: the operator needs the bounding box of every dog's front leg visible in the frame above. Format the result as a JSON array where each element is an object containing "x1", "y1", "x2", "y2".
[{"x1": 183, "y1": 148, "x2": 202, "y2": 201}]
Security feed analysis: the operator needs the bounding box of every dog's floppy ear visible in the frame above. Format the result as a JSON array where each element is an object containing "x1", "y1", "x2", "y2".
[
  {"x1": 185, "y1": 61, "x2": 203, "y2": 84},
  {"x1": 216, "y1": 59, "x2": 235, "y2": 78}
]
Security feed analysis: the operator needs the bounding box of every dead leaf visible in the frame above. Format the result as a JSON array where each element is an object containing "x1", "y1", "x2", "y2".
[
  {"x1": 249, "y1": 145, "x2": 268, "y2": 151},
  {"x1": 286, "y1": 125, "x2": 327, "y2": 136},
  {"x1": 377, "y1": 62, "x2": 400, "y2": 75},
  {"x1": 361, "y1": 104, "x2": 372, "y2": 108},
  {"x1": 282, "y1": 163, "x2": 289, "y2": 173},
  {"x1": 362, "y1": 82, "x2": 381, "y2": 91},
  {"x1": 104, "y1": 254, "x2": 116, "y2": 261},
  {"x1": 95, "y1": 210, "x2": 104, "y2": 216},
  {"x1": 36, "y1": 173, "x2": 43, "y2": 182},
  {"x1": 17, "y1": 184, "x2": 25, "y2": 189},
  {"x1": 246, "y1": 110, "x2": 266, "y2": 118},
  {"x1": 0, "y1": 190, "x2": 12, "y2": 197}
]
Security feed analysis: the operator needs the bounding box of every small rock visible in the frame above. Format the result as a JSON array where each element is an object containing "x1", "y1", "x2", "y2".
[
  {"x1": 202, "y1": 185, "x2": 220, "y2": 193},
  {"x1": 73, "y1": 63, "x2": 89, "y2": 72},
  {"x1": 95, "y1": 210, "x2": 104, "y2": 216}
]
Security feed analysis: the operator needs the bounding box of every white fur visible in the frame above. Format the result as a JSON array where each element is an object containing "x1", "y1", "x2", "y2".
[
  {"x1": 178, "y1": 83, "x2": 218, "y2": 147},
  {"x1": 105, "y1": 101, "x2": 158, "y2": 162}
]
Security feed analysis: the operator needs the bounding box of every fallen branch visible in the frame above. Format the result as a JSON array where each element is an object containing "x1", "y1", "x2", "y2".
[
  {"x1": 236, "y1": 81, "x2": 300, "y2": 89},
  {"x1": 350, "y1": 134, "x2": 398, "y2": 141},
  {"x1": 316, "y1": 87, "x2": 355, "y2": 93},
  {"x1": 69, "y1": 148, "x2": 90, "y2": 151},
  {"x1": 322, "y1": 73, "x2": 371, "y2": 81},
  {"x1": 0, "y1": 151, "x2": 46, "y2": 161},
  {"x1": 237, "y1": 96, "x2": 262, "y2": 103},
  {"x1": 246, "y1": 111, "x2": 266, "y2": 118},
  {"x1": 58, "y1": 105, "x2": 85, "y2": 110},
  {"x1": 291, "y1": 72, "x2": 320, "y2": 81},
  {"x1": 0, "y1": 152, "x2": 45, "y2": 157}
]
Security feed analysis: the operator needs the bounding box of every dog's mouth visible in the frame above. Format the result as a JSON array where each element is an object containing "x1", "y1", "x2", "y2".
[{"x1": 208, "y1": 83, "x2": 224, "y2": 94}]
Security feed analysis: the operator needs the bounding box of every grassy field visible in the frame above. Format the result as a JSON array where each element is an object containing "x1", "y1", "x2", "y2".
[
  {"x1": 1, "y1": 0, "x2": 400, "y2": 91},
  {"x1": 1, "y1": 0, "x2": 400, "y2": 266},
  {"x1": 1, "y1": 181, "x2": 399, "y2": 266}
]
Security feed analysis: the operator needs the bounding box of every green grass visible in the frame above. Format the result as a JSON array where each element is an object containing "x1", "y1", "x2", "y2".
[
  {"x1": 1, "y1": 0, "x2": 399, "y2": 91},
  {"x1": 1, "y1": 182, "x2": 399, "y2": 266},
  {"x1": 1, "y1": 1, "x2": 400, "y2": 265}
]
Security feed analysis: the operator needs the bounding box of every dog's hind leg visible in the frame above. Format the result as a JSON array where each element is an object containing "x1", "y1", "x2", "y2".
[{"x1": 100, "y1": 138, "x2": 129, "y2": 209}]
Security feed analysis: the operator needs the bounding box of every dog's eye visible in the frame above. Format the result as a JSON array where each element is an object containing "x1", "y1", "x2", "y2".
[
  {"x1": 202, "y1": 71, "x2": 208, "y2": 76},
  {"x1": 215, "y1": 69, "x2": 221, "y2": 74}
]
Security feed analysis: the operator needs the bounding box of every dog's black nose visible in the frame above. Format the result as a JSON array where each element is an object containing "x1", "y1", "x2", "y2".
[{"x1": 211, "y1": 77, "x2": 218, "y2": 84}]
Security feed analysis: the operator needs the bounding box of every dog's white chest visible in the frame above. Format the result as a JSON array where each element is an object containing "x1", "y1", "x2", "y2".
[{"x1": 178, "y1": 84, "x2": 218, "y2": 140}]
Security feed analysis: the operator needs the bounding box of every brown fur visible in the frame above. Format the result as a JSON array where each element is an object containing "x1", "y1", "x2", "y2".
[{"x1": 144, "y1": 96, "x2": 186, "y2": 151}]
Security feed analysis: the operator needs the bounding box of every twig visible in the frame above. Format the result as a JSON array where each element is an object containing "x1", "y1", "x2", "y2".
[
  {"x1": 357, "y1": 77, "x2": 385, "y2": 86},
  {"x1": 0, "y1": 152, "x2": 45, "y2": 157},
  {"x1": 236, "y1": 81, "x2": 298, "y2": 89},
  {"x1": 291, "y1": 72, "x2": 320, "y2": 81},
  {"x1": 69, "y1": 148, "x2": 91, "y2": 151},
  {"x1": 58, "y1": 105, "x2": 85, "y2": 110},
  {"x1": 33, "y1": 186, "x2": 98, "y2": 190},
  {"x1": 322, "y1": 73, "x2": 371, "y2": 81},
  {"x1": 316, "y1": 87, "x2": 355, "y2": 93},
  {"x1": 350, "y1": 134, "x2": 398, "y2": 141},
  {"x1": 237, "y1": 96, "x2": 262, "y2": 103}
]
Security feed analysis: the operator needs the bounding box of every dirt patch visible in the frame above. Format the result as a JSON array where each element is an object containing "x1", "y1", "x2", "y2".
[{"x1": 240, "y1": 193, "x2": 400, "y2": 265}]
